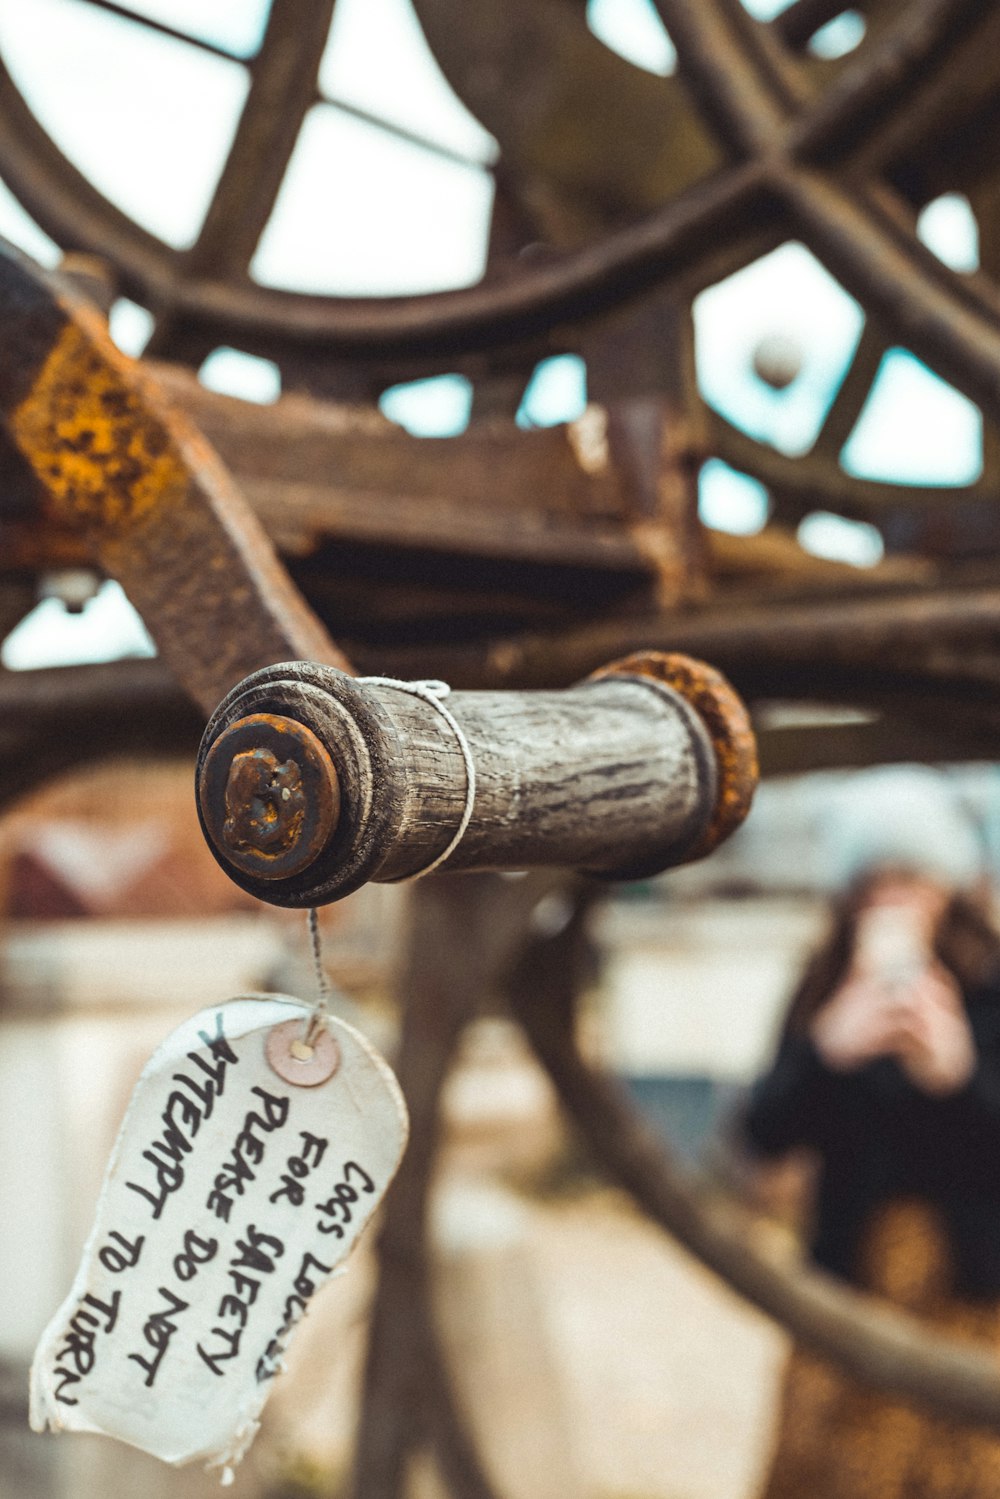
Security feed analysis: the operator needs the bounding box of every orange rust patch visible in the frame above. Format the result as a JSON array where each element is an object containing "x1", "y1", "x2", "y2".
[
  {"x1": 9, "y1": 321, "x2": 187, "y2": 535},
  {"x1": 592, "y1": 650, "x2": 758, "y2": 861}
]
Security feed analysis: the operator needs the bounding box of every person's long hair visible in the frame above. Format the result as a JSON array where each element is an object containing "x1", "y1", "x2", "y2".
[{"x1": 784, "y1": 867, "x2": 1000, "y2": 1037}]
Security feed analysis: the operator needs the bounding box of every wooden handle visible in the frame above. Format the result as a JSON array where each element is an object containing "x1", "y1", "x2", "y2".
[{"x1": 195, "y1": 653, "x2": 757, "y2": 907}]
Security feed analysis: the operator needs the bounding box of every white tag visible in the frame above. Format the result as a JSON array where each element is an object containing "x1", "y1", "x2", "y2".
[{"x1": 29, "y1": 995, "x2": 408, "y2": 1475}]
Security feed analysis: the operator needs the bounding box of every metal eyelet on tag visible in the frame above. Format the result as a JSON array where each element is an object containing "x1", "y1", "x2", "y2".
[{"x1": 266, "y1": 1018, "x2": 340, "y2": 1087}]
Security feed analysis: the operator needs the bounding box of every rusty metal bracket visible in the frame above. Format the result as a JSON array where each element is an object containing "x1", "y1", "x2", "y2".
[{"x1": 0, "y1": 240, "x2": 346, "y2": 713}]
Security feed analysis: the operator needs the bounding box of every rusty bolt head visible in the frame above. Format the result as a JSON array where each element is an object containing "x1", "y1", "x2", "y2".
[{"x1": 199, "y1": 713, "x2": 340, "y2": 881}]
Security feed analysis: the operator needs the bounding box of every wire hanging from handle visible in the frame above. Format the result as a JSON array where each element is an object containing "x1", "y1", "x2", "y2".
[{"x1": 302, "y1": 905, "x2": 330, "y2": 1050}]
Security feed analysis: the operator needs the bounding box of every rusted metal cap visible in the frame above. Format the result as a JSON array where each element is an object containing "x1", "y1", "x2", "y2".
[
  {"x1": 591, "y1": 651, "x2": 758, "y2": 861},
  {"x1": 199, "y1": 712, "x2": 340, "y2": 880}
]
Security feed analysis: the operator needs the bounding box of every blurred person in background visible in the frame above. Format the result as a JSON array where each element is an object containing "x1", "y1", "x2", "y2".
[{"x1": 744, "y1": 769, "x2": 1000, "y2": 1499}]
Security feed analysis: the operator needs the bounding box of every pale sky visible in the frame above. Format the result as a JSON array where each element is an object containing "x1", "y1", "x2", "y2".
[{"x1": 0, "y1": 0, "x2": 983, "y2": 668}]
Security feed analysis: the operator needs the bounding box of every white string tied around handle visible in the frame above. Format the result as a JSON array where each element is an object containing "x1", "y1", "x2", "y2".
[
  {"x1": 358, "y1": 676, "x2": 477, "y2": 880},
  {"x1": 302, "y1": 677, "x2": 476, "y2": 1048},
  {"x1": 302, "y1": 904, "x2": 331, "y2": 1049}
]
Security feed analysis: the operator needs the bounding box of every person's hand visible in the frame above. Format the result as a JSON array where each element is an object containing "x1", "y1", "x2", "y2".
[
  {"x1": 811, "y1": 967, "x2": 976, "y2": 1095},
  {"x1": 889, "y1": 967, "x2": 976, "y2": 1095},
  {"x1": 811, "y1": 975, "x2": 908, "y2": 1071}
]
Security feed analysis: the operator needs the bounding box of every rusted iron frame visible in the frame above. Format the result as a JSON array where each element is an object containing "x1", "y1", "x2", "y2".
[
  {"x1": 578, "y1": 191, "x2": 711, "y2": 597},
  {"x1": 0, "y1": 351, "x2": 667, "y2": 578},
  {"x1": 442, "y1": 0, "x2": 1000, "y2": 537},
  {"x1": 364, "y1": 579, "x2": 1000, "y2": 697},
  {"x1": 786, "y1": 0, "x2": 991, "y2": 168},
  {"x1": 73, "y1": 0, "x2": 491, "y2": 172},
  {"x1": 652, "y1": 0, "x2": 991, "y2": 279},
  {"x1": 708, "y1": 413, "x2": 994, "y2": 534},
  {"x1": 0, "y1": 0, "x2": 972, "y2": 364},
  {"x1": 350, "y1": 874, "x2": 556, "y2": 1499},
  {"x1": 349, "y1": 985, "x2": 494, "y2": 1499},
  {"x1": 405, "y1": 0, "x2": 1000, "y2": 557},
  {"x1": 68, "y1": 0, "x2": 254, "y2": 57},
  {"x1": 1, "y1": 7, "x2": 1000, "y2": 701},
  {"x1": 0, "y1": 0, "x2": 983, "y2": 386},
  {"x1": 132, "y1": 357, "x2": 605, "y2": 507},
  {"x1": 144, "y1": 0, "x2": 337, "y2": 361},
  {"x1": 0, "y1": 244, "x2": 347, "y2": 713},
  {"x1": 0, "y1": 0, "x2": 988, "y2": 431},
  {"x1": 656, "y1": 0, "x2": 988, "y2": 178},
  {"x1": 467, "y1": 168, "x2": 548, "y2": 423},
  {"x1": 660, "y1": 0, "x2": 1000, "y2": 330},
  {"x1": 0, "y1": 660, "x2": 199, "y2": 810},
  {"x1": 649, "y1": 0, "x2": 1000, "y2": 435},
  {"x1": 780, "y1": 174, "x2": 1000, "y2": 411},
  {"x1": 509, "y1": 895, "x2": 1000, "y2": 1433},
  {"x1": 441, "y1": 0, "x2": 992, "y2": 543},
  {"x1": 650, "y1": 0, "x2": 793, "y2": 158},
  {"x1": 756, "y1": 701, "x2": 1000, "y2": 777},
  {"x1": 805, "y1": 318, "x2": 886, "y2": 462},
  {"x1": 973, "y1": 190, "x2": 1000, "y2": 488},
  {"x1": 19, "y1": 340, "x2": 977, "y2": 572},
  {"x1": 774, "y1": 0, "x2": 870, "y2": 51},
  {"x1": 0, "y1": 0, "x2": 941, "y2": 353},
  {"x1": 0, "y1": 61, "x2": 770, "y2": 365},
  {"x1": 845, "y1": 24, "x2": 1000, "y2": 194}
]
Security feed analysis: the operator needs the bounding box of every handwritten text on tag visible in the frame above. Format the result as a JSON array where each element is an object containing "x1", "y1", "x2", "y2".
[{"x1": 30, "y1": 996, "x2": 408, "y2": 1473}]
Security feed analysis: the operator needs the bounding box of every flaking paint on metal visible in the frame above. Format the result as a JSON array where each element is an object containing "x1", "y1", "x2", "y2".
[{"x1": 8, "y1": 321, "x2": 187, "y2": 534}]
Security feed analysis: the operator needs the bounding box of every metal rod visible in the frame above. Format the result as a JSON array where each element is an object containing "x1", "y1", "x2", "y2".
[{"x1": 71, "y1": 0, "x2": 249, "y2": 61}]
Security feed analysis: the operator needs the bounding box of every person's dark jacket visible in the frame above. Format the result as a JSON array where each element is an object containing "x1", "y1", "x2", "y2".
[{"x1": 743, "y1": 981, "x2": 1000, "y2": 1299}]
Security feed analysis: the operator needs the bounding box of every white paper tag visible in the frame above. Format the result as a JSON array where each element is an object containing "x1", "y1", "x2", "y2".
[{"x1": 29, "y1": 995, "x2": 408, "y2": 1475}]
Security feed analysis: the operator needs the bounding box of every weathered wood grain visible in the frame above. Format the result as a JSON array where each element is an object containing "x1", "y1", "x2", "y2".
[{"x1": 195, "y1": 658, "x2": 739, "y2": 907}]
